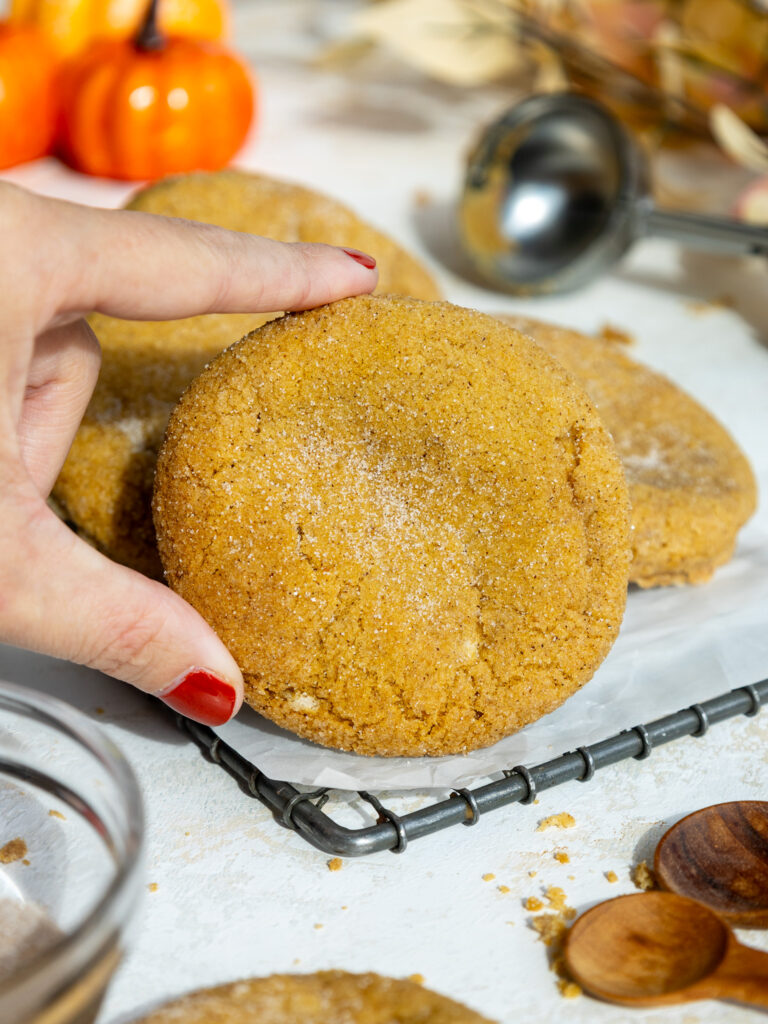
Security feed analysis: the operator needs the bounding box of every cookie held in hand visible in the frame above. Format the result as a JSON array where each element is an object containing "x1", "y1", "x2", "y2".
[
  {"x1": 53, "y1": 170, "x2": 440, "y2": 579},
  {"x1": 154, "y1": 296, "x2": 631, "y2": 757}
]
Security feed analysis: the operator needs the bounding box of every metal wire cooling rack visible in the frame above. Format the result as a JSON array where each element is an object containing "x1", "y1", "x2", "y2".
[{"x1": 176, "y1": 678, "x2": 767, "y2": 857}]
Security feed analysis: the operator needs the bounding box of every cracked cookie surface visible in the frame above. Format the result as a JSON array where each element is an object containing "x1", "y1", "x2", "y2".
[
  {"x1": 135, "y1": 972, "x2": 495, "y2": 1023},
  {"x1": 52, "y1": 171, "x2": 440, "y2": 579},
  {"x1": 499, "y1": 315, "x2": 757, "y2": 587},
  {"x1": 154, "y1": 296, "x2": 631, "y2": 757}
]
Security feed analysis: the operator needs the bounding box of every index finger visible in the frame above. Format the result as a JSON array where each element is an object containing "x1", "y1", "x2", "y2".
[{"x1": 15, "y1": 185, "x2": 379, "y2": 327}]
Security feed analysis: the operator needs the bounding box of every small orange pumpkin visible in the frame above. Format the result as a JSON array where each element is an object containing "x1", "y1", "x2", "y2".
[
  {"x1": 0, "y1": 23, "x2": 58, "y2": 169},
  {"x1": 58, "y1": 0, "x2": 255, "y2": 180},
  {"x1": 10, "y1": 0, "x2": 229, "y2": 59}
]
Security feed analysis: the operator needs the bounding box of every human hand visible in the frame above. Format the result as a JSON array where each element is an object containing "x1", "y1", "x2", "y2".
[{"x1": 0, "y1": 183, "x2": 378, "y2": 725}]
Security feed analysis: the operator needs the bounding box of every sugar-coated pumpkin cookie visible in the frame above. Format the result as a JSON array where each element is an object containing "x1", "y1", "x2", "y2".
[
  {"x1": 154, "y1": 296, "x2": 631, "y2": 757},
  {"x1": 134, "y1": 972, "x2": 495, "y2": 1023},
  {"x1": 499, "y1": 315, "x2": 757, "y2": 587},
  {"x1": 53, "y1": 170, "x2": 440, "y2": 579}
]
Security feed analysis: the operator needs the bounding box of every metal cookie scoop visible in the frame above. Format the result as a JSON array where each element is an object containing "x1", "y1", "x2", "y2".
[{"x1": 459, "y1": 92, "x2": 768, "y2": 295}]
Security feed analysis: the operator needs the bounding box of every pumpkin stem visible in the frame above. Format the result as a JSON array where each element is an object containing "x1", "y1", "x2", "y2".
[{"x1": 136, "y1": 0, "x2": 164, "y2": 51}]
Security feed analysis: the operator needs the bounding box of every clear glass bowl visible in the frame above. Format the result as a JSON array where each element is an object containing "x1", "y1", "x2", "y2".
[{"x1": 0, "y1": 680, "x2": 144, "y2": 1024}]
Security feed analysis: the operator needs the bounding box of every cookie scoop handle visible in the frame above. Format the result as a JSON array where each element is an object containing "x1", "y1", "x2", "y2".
[{"x1": 645, "y1": 207, "x2": 768, "y2": 259}]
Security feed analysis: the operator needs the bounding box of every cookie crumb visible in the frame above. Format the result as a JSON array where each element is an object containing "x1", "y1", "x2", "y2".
[
  {"x1": 545, "y1": 886, "x2": 567, "y2": 911},
  {"x1": 553, "y1": 850, "x2": 569, "y2": 863},
  {"x1": 314, "y1": 923, "x2": 324, "y2": 930},
  {"x1": 528, "y1": 870, "x2": 537, "y2": 878},
  {"x1": 95, "y1": 707, "x2": 105, "y2": 715},
  {"x1": 598, "y1": 323, "x2": 634, "y2": 345},
  {"x1": 341, "y1": 905, "x2": 348, "y2": 910},
  {"x1": 537, "y1": 813, "x2": 575, "y2": 831},
  {"x1": 48, "y1": 810, "x2": 66, "y2": 821},
  {"x1": 605, "y1": 870, "x2": 618, "y2": 883},
  {"x1": 686, "y1": 295, "x2": 734, "y2": 315},
  {"x1": 525, "y1": 896, "x2": 544, "y2": 912},
  {"x1": 147, "y1": 883, "x2": 158, "y2": 893},
  {"x1": 22, "y1": 859, "x2": 30, "y2": 866},
  {"x1": 413, "y1": 188, "x2": 433, "y2": 208},
  {"x1": 408, "y1": 973, "x2": 425, "y2": 985},
  {"x1": 498, "y1": 885, "x2": 510, "y2": 894},
  {"x1": 327, "y1": 858, "x2": 343, "y2": 872},
  {"x1": 632, "y1": 860, "x2": 656, "y2": 891},
  {"x1": 482, "y1": 873, "x2": 495, "y2": 882},
  {"x1": 0, "y1": 838, "x2": 27, "y2": 864},
  {"x1": 557, "y1": 979, "x2": 582, "y2": 999},
  {"x1": 530, "y1": 913, "x2": 567, "y2": 946}
]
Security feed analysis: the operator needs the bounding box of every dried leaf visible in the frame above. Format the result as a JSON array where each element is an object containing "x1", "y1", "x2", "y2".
[
  {"x1": 710, "y1": 104, "x2": 768, "y2": 172},
  {"x1": 352, "y1": 0, "x2": 526, "y2": 86}
]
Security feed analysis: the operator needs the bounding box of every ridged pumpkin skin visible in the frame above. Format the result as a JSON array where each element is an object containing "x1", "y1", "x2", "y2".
[
  {"x1": 10, "y1": 0, "x2": 229, "y2": 58},
  {"x1": 0, "y1": 23, "x2": 58, "y2": 169},
  {"x1": 58, "y1": 36, "x2": 255, "y2": 180}
]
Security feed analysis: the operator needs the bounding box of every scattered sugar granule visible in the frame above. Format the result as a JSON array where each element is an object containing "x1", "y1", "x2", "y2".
[
  {"x1": 498, "y1": 885, "x2": 510, "y2": 894},
  {"x1": 537, "y1": 813, "x2": 575, "y2": 831},
  {"x1": 0, "y1": 838, "x2": 27, "y2": 864},
  {"x1": 327, "y1": 858, "x2": 343, "y2": 872},
  {"x1": 48, "y1": 810, "x2": 66, "y2": 821},
  {"x1": 525, "y1": 896, "x2": 544, "y2": 912},
  {"x1": 147, "y1": 883, "x2": 158, "y2": 893},
  {"x1": 554, "y1": 851, "x2": 569, "y2": 863},
  {"x1": 632, "y1": 860, "x2": 656, "y2": 891},
  {"x1": 482, "y1": 873, "x2": 495, "y2": 882},
  {"x1": 408, "y1": 974, "x2": 425, "y2": 985},
  {"x1": 605, "y1": 870, "x2": 618, "y2": 883},
  {"x1": 598, "y1": 322, "x2": 634, "y2": 345}
]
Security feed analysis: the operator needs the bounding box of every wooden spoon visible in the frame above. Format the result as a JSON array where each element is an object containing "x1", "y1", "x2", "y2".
[
  {"x1": 655, "y1": 801, "x2": 768, "y2": 927},
  {"x1": 564, "y1": 892, "x2": 768, "y2": 1008}
]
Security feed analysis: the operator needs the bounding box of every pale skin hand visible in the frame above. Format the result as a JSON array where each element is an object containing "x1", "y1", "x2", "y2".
[{"x1": 0, "y1": 183, "x2": 378, "y2": 724}]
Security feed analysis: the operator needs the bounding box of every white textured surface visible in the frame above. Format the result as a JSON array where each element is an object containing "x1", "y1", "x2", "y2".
[{"x1": 2, "y1": 2, "x2": 768, "y2": 1021}]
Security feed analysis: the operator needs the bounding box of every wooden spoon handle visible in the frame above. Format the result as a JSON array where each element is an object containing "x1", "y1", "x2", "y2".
[{"x1": 715, "y1": 943, "x2": 768, "y2": 1007}]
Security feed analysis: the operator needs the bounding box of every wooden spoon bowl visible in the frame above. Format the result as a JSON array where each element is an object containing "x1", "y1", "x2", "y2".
[
  {"x1": 564, "y1": 892, "x2": 768, "y2": 1008},
  {"x1": 654, "y1": 800, "x2": 768, "y2": 927}
]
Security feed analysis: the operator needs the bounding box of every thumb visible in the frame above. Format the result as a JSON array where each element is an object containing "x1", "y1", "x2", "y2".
[{"x1": 5, "y1": 496, "x2": 243, "y2": 725}]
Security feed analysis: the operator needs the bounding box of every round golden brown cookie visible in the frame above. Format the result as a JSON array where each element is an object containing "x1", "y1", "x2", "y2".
[
  {"x1": 52, "y1": 171, "x2": 440, "y2": 579},
  {"x1": 498, "y1": 315, "x2": 757, "y2": 587},
  {"x1": 153, "y1": 295, "x2": 631, "y2": 757},
  {"x1": 134, "y1": 972, "x2": 495, "y2": 1023}
]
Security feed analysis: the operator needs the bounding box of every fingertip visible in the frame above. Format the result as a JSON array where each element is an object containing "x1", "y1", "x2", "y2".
[{"x1": 159, "y1": 667, "x2": 244, "y2": 726}]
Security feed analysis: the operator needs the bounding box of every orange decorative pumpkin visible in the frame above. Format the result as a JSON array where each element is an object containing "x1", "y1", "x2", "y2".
[
  {"x1": 10, "y1": 0, "x2": 229, "y2": 58},
  {"x1": 0, "y1": 23, "x2": 58, "y2": 169},
  {"x1": 58, "y1": 0, "x2": 255, "y2": 181}
]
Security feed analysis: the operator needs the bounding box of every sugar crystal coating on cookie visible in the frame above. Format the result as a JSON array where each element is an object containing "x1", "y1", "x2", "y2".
[
  {"x1": 135, "y1": 971, "x2": 495, "y2": 1023},
  {"x1": 499, "y1": 315, "x2": 757, "y2": 587},
  {"x1": 154, "y1": 296, "x2": 631, "y2": 757},
  {"x1": 53, "y1": 171, "x2": 440, "y2": 578}
]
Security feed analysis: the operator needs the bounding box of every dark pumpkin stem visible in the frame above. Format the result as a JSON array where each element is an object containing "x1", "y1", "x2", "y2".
[{"x1": 136, "y1": 0, "x2": 164, "y2": 51}]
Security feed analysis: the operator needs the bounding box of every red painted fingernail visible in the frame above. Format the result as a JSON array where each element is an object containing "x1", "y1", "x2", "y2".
[
  {"x1": 342, "y1": 247, "x2": 377, "y2": 269},
  {"x1": 160, "y1": 669, "x2": 237, "y2": 726}
]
